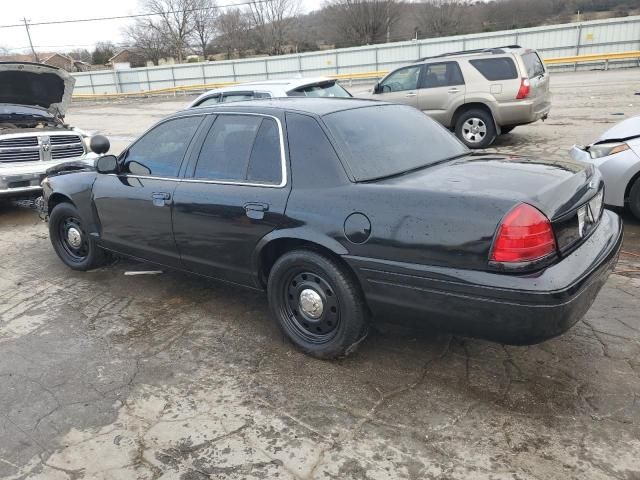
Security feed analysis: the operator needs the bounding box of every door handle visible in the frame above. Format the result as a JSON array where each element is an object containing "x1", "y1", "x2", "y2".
[
  {"x1": 405, "y1": 92, "x2": 417, "y2": 97},
  {"x1": 448, "y1": 88, "x2": 460, "y2": 94},
  {"x1": 244, "y1": 202, "x2": 269, "y2": 220},
  {"x1": 152, "y1": 192, "x2": 171, "y2": 207}
]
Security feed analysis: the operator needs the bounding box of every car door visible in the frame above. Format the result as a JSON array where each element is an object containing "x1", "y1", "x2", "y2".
[
  {"x1": 172, "y1": 112, "x2": 290, "y2": 286},
  {"x1": 92, "y1": 115, "x2": 205, "y2": 267},
  {"x1": 417, "y1": 61, "x2": 466, "y2": 126},
  {"x1": 372, "y1": 65, "x2": 423, "y2": 108}
]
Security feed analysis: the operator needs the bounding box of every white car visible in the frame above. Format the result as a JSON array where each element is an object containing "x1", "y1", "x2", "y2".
[
  {"x1": 570, "y1": 116, "x2": 640, "y2": 220},
  {"x1": 0, "y1": 62, "x2": 99, "y2": 198},
  {"x1": 187, "y1": 77, "x2": 352, "y2": 108}
]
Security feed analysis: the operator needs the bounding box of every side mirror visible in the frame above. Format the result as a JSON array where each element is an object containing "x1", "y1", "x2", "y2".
[
  {"x1": 373, "y1": 83, "x2": 381, "y2": 94},
  {"x1": 90, "y1": 135, "x2": 110, "y2": 155},
  {"x1": 96, "y1": 155, "x2": 118, "y2": 174}
]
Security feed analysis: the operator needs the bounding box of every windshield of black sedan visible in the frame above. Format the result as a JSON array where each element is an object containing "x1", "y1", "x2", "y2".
[{"x1": 323, "y1": 104, "x2": 468, "y2": 181}]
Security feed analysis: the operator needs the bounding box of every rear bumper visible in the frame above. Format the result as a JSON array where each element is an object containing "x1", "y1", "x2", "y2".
[
  {"x1": 496, "y1": 99, "x2": 551, "y2": 127},
  {"x1": 345, "y1": 210, "x2": 622, "y2": 345}
]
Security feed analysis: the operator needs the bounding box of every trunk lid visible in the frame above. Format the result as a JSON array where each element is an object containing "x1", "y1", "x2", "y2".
[
  {"x1": 378, "y1": 154, "x2": 596, "y2": 221},
  {"x1": 0, "y1": 62, "x2": 75, "y2": 117}
]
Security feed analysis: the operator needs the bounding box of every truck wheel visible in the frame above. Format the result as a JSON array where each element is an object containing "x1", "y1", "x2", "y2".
[
  {"x1": 267, "y1": 250, "x2": 368, "y2": 359},
  {"x1": 49, "y1": 202, "x2": 108, "y2": 271},
  {"x1": 455, "y1": 109, "x2": 497, "y2": 149},
  {"x1": 629, "y1": 178, "x2": 640, "y2": 221}
]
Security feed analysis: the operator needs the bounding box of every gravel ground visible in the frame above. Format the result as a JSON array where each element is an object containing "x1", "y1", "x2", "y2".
[{"x1": 0, "y1": 68, "x2": 639, "y2": 480}]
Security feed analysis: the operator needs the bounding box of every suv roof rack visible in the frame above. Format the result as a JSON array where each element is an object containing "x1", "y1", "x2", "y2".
[{"x1": 416, "y1": 45, "x2": 522, "y2": 63}]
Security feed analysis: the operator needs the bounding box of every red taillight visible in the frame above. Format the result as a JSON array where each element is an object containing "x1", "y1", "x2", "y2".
[
  {"x1": 516, "y1": 77, "x2": 530, "y2": 99},
  {"x1": 490, "y1": 203, "x2": 557, "y2": 263}
]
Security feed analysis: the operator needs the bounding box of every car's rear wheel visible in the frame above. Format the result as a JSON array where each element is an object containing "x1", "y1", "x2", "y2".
[
  {"x1": 49, "y1": 202, "x2": 108, "y2": 271},
  {"x1": 629, "y1": 178, "x2": 640, "y2": 220},
  {"x1": 267, "y1": 250, "x2": 368, "y2": 359},
  {"x1": 455, "y1": 109, "x2": 496, "y2": 149}
]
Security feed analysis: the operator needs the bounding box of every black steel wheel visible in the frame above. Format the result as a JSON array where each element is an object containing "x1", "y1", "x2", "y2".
[
  {"x1": 268, "y1": 250, "x2": 368, "y2": 359},
  {"x1": 49, "y1": 202, "x2": 107, "y2": 271}
]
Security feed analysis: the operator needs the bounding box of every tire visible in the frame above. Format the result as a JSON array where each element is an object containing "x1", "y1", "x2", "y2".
[
  {"x1": 49, "y1": 202, "x2": 108, "y2": 271},
  {"x1": 454, "y1": 109, "x2": 497, "y2": 149},
  {"x1": 267, "y1": 250, "x2": 369, "y2": 359},
  {"x1": 629, "y1": 178, "x2": 640, "y2": 221},
  {"x1": 500, "y1": 126, "x2": 516, "y2": 135}
]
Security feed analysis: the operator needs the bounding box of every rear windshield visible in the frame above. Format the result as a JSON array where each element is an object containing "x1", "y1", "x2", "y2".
[
  {"x1": 323, "y1": 105, "x2": 468, "y2": 182},
  {"x1": 288, "y1": 81, "x2": 351, "y2": 98},
  {"x1": 470, "y1": 58, "x2": 518, "y2": 81},
  {"x1": 522, "y1": 52, "x2": 545, "y2": 78}
]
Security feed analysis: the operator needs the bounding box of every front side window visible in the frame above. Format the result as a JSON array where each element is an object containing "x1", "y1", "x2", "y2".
[
  {"x1": 470, "y1": 58, "x2": 518, "y2": 81},
  {"x1": 124, "y1": 116, "x2": 203, "y2": 177},
  {"x1": 288, "y1": 81, "x2": 351, "y2": 98},
  {"x1": 323, "y1": 105, "x2": 467, "y2": 182},
  {"x1": 194, "y1": 114, "x2": 282, "y2": 185},
  {"x1": 422, "y1": 62, "x2": 465, "y2": 88},
  {"x1": 379, "y1": 65, "x2": 422, "y2": 93}
]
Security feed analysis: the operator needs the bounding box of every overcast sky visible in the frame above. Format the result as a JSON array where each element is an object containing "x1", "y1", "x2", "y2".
[{"x1": 0, "y1": 0, "x2": 322, "y2": 53}]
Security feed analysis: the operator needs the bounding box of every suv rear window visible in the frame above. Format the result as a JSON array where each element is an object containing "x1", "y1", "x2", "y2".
[
  {"x1": 470, "y1": 58, "x2": 518, "y2": 81},
  {"x1": 522, "y1": 52, "x2": 545, "y2": 78}
]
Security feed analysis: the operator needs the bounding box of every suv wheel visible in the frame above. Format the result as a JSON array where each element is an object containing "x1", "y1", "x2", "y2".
[
  {"x1": 629, "y1": 178, "x2": 640, "y2": 220},
  {"x1": 455, "y1": 109, "x2": 496, "y2": 149},
  {"x1": 267, "y1": 250, "x2": 368, "y2": 359},
  {"x1": 49, "y1": 202, "x2": 108, "y2": 271}
]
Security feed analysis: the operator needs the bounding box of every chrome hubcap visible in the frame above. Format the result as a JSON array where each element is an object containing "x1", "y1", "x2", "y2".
[
  {"x1": 299, "y1": 288, "x2": 324, "y2": 319},
  {"x1": 67, "y1": 227, "x2": 82, "y2": 248},
  {"x1": 462, "y1": 118, "x2": 487, "y2": 143}
]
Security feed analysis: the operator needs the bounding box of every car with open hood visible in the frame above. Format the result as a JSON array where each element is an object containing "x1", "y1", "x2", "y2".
[
  {"x1": 42, "y1": 98, "x2": 622, "y2": 359},
  {"x1": 0, "y1": 62, "x2": 98, "y2": 198},
  {"x1": 570, "y1": 115, "x2": 640, "y2": 220}
]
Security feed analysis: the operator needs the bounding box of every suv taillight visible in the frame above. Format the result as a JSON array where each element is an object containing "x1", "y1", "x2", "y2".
[
  {"x1": 490, "y1": 203, "x2": 557, "y2": 263},
  {"x1": 516, "y1": 78, "x2": 530, "y2": 99}
]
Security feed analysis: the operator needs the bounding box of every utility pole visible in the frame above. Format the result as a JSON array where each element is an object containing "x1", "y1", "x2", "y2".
[{"x1": 23, "y1": 17, "x2": 39, "y2": 63}]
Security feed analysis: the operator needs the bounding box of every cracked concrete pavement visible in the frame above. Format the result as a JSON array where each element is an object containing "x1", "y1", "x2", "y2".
[{"x1": 1, "y1": 69, "x2": 640, "y2": 479}]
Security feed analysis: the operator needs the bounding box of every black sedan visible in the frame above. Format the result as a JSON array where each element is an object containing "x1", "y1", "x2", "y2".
[{"x1": 42, "y1": 98, "x2": 623, "y2": 359}]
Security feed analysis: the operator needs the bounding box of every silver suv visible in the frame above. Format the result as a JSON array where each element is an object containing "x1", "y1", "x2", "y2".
[{"x1": 370, "y1": 46, "x2": 551, "y2": 148}]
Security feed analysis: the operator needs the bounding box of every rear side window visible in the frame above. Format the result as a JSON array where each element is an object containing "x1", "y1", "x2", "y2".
[
  {"x1": 470, "y1": 58, "x2": 518, "y2": 81},
  {"x1": 221, "y1": 93, "x2": 255, "y2": 103},
  {"x1": 421, "y1": 62, "x2": 464, "y2": 88},
  {"x1": 522, "y1": 52, "x2": 545, "y2": 78},
  {"x1": 194, "y1": 114, "x2": 282, "y2": 184},
  {"x1": 286, "y1": 112, "x2": 347, "y2": 187},
  {"x1": 197, "y1": 96, "x2": 220, "y2": 107}
]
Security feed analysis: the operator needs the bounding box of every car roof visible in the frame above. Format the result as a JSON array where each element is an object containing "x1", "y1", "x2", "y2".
[
  {"x1": 176, "y1": 97, "x2": 386, "y2": 117},
  {"x1": 196, "y1": 76, "x2": 335, "y2": 95},
  {"x1": 417, "y1": 46, "x2": 533, "y2": 63}
]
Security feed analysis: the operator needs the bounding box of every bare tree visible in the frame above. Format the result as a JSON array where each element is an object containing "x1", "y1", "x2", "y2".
[
  {"x1": 247, "y1": 0, "x2": 300, "y2": 55},
  {"x1": 191, "y1": 0, "x2": 219, "y2": 58},
  {"x1": 326, "y1": 0, "x2": 400, "y2": 47},
  {"x1": 124, "y1": 19, "x2": 170, "y2": 65},
  {"x1": 216, "y1": 8, "x2": 251, "y2": 59},
  {"x1": 67, "y1": 48, "x2": 92, "y2": 63},
  {"x1": 418, "y1": 0, "x2": 466, "y2": 38},
  {"x1": 141, "y1": 0, "x2": 196, "y2": 63}
]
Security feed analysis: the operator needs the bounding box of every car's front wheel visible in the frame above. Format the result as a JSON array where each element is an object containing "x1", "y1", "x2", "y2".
[
  {"x1": 629, "y1": 178, "x2": 640, "y2": 220},
  {"x1": 455, "y1": 109, "x2": 496, "y2": 149},
  {"x1": 267, "y1": 250, "x2": 368, "y2": 359},
  {"x1": 49, "y1": 202, "x2": 108, "y2": 271}
]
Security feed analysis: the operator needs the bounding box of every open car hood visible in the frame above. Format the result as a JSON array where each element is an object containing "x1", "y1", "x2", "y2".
[
  {"x1": 0, "y1": 62, "x2": 75, "y2": 117},
  {"x1": 597, "y1": 115, "x2": 640, "y2": 143}
]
